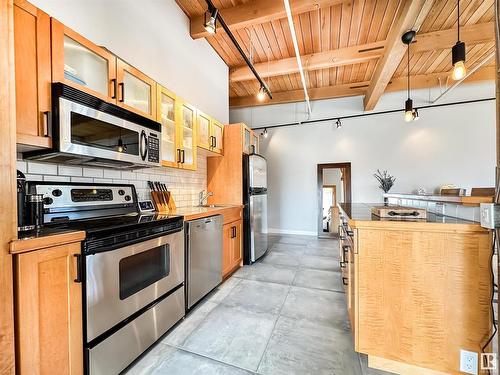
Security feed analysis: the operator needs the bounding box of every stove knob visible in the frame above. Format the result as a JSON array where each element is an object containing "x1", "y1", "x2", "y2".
[
  {"x1": 52, "y1": 189, "x2": 62, "y2": 197},
  {"x1": 118, "y1": 189, "x2": 125, "y2": 196},
  {"x1": 43, "y1": 197, "x2": 53, "y2": 205},
  {"x1": 124, "y1": 195, "x2": 131, "y2": 202}
]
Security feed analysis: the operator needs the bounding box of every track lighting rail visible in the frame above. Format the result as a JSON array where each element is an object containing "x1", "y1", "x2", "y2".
[
  {"x1": 204, "y1": 0, "x2": 272, "y2": 100},
  {"x1": 252, "y1": 97, "x2": 495, "y2": 131}
]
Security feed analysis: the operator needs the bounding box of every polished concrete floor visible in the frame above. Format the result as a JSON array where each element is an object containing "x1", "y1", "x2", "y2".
[{"x1": 127, "y1": 234, "x2": 390, "y2": 375}]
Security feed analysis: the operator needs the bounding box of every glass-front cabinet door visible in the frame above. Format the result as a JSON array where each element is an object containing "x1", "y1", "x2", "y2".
[
  {"x1": 51, "y1": 19, "x2": 116, "y2": 103},
  {"x1": 177, "y1": 100, "x2": 197, "y2": 170},
  {"x1": 116, "y1": 59, "x2": 156, "y2": 120},
  {"x1": 243, "y1": 126, "x2": 251, "y2": 154},
  {"x1": 197, "y1": 110, "x2": 211, "y2": 151},
  {"x1": 157, "y1": 85, "x2": 178, "y2": 168},
  {"x1": 211, "y1": 119, "x2": 224, "y2": 154},
  {"x1": 251, "y1": 133, "x2": 259, "y2": 154}
]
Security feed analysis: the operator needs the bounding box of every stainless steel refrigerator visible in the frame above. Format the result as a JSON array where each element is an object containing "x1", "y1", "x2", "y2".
[{"x1": 243, "y1": 153, "x2": 268, "y2": 264}]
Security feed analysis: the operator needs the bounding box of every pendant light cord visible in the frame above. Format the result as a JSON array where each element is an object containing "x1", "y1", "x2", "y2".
[{"x1": 407, "y1": 42, "x2": 410, "y2": 100}]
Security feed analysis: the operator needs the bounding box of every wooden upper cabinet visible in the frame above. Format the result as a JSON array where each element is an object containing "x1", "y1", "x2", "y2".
[
  {"x1": 51, "y1": 18, "x2": 117, "y2": 103},
  {"x1": 197, "y1": 110, "x2": 212, "y2": 151},
  {"x1": 14, "y1": 0, "x2": 52, "y2": 150},
  {"x1": 242, "y1": 125, "x2": 252, "y2": 154},
  {"x1": 176, "y1": 100, "x2": 197, "y2": 170},
  {"x1": 251, "y1": 133, "x2": 259, "y2": 154},
  {"x1": 116, "y1": 59, "x2": 156, "y2": 120},
  {"x1": 211, "y1": 119, "x2": 224, "y2": 155},
  {"x1": 157, "y1": 84, "x2": 178, "y2": 168},
  {"x1": 15, "y1": 242, "x2": 83, "y2": 375}
]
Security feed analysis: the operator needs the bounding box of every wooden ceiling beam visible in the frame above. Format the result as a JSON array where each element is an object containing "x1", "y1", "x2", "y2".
[
  {"x1": 229, "y1": 65, "x2": 495, "y2": 108},
  {"x1": 229, "y1": 21, "x2": 494, "y2": 83},
  {"x1": 230, "y1": 41, "x2": 385, "y2": 82},
  {"x1": 190, "y1": 0, "x2": 346, "y2": 39},
  {"x1": 363, "y1": 0, "x2": 435, "y2": 111}
]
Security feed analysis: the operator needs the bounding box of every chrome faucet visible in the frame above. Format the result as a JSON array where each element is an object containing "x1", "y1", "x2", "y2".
[{"x1": 198, "y1": 190, "x2": 213, "y2": 206}]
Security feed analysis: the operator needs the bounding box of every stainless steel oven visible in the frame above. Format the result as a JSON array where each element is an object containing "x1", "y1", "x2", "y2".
[
  {"x1": 86, "y1": 230, "x2": 184, "y2": 342},
  {"x1": 25, "y1": 83, "x2": 161, "y2": 169}
]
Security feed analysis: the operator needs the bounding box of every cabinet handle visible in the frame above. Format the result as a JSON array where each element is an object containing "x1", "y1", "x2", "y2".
[
  {"x1": 209, "y1": 136, "x2": 213, "y2": 147},
  {"x1": 74, "y1": 254, "x2": 82, "y2": 283},
  {"x1": 342, "y1": 277, "x2": 348, "y2": 286},
  {"x1": 42, "y1": 111, "x2": 52, "y2": 137},
  {"x1": 118, "y1": 82, "x2": 125, "y2": 102},
  {"x1": 213, "y1": 136, "x2": 217, "y2": 148},
  {"x1": 231, "y1": 226, "x2": 236, "y2": 238},
  {"x1": 338, "y1": 225, "x2": 346, "y2": 240},
  {"x1": 111, "y1": 78, "x2": 117, "y2": 99},
  {"x1": 181, "y1": 149, "x2": 185, "y2": 164},
  {"x1": 340, "y1": 261, "x2": 347, "y2": 268},
  {"x1": 177, "y1": 149, "x2": 182, "y2": 163}
]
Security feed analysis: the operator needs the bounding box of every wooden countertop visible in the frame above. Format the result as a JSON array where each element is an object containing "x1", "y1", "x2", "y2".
[
  {"x1": 171, "y1": 205, "x2": 243, "y2": 221},
  {"x1": 384, "y1": 192, "x2": 493, "y2": 206},
  {"x1": 339, "y1": 203, "x2": 488, "y2": 232},
  {"x1": 10, "y1": 230, "x2": 86, "y2": 254}
]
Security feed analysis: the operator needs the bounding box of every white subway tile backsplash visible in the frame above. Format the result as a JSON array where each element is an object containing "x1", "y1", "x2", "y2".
[
  {"x1": 44, "y1": 175, "x2": 71, "y2": 182},
  {"x1": 28, "y1": 161, "x2": 57, "y2": 175},
  {"x1": 83, "y1": 168, "x2": 104, "y2": 178},
  {"x1": 19, "y1": 155, "x2": 208, "y2": 207},
  {"x1": 71, "y1": 177, "x2": 94, "y2": 183},
  {"x1": 103, "y1": 169, "x2": 121, "y2": 179},
  {"x1": 58, "y1": 165, "x2": 83, "y2": 177}
]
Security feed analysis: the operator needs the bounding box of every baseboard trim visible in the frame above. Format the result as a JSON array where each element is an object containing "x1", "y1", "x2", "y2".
[{"x1": 268, "y1": 228, "x2": 317, "y2": 236}]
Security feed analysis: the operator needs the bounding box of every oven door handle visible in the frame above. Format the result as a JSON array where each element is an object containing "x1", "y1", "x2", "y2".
[{"x1": 74, "y1": 254, "x2": 82, "y2": 283}]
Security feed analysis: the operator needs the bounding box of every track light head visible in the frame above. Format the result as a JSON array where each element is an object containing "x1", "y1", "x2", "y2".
[
  {"x1": 404, "y1": 99, "x2": 414, "y2": 122},
  {"x1": 204, "y1": 6, "x2": 218, "y2": 34},
  {"x1": 262, "y1": 128, "x2": 268, "y2": 138},
  {"x1": 335, "y1": 119, "x2": 342, "y2": 129},
  {"x1": 451, "y1": 41, "x2": 466, "y2": 80},
  {"x1": 257, "y1": 85, "x2": 266, "y2": 101}
]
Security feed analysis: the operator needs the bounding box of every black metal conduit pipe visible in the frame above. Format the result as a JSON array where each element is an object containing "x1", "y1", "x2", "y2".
[
  {"x1": 205, "y1": 0, "x2": 272, "y2": 99},
  {"x1": 252, "y1": 97, "x2": 495, "y2": 130}
]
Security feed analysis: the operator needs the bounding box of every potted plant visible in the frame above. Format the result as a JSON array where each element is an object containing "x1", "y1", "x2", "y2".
[{"x1": 374, "y1": 169, "x2": 396, "y2": 204}]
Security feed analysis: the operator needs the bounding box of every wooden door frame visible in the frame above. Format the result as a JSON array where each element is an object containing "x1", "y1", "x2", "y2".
[
  {"x1": 317, "y1": 163, "x2": 352, "y2": 237},
  {"x1": 1, "y1": 0, "x2": 17, "y2": 372}
]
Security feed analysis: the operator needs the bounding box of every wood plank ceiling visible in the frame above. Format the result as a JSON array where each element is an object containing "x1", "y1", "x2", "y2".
[{"x1": 175, "y1": 0, "x2": 496, "y2": 109}]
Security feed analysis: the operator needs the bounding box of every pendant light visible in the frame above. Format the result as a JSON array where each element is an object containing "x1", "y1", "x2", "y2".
[
  {"x1": 257, "y1": 85, "x2": 266, "y2": 101},
  {"x1": 402, "y1": 30, "x2": 417, "y2": 122},
  {"x1": 452, "y1": 0, "x2": 466, "y2": 80},
  {"x1": 204, "y1": 5, "x2": 218, "y2": 34}
]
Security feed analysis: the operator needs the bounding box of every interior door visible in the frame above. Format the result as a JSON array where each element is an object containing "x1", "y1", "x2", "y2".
[
  {"x1": 116, "y1": 59, "x2": 156, "y2": 120},
  {"x1": 157, "y1": 85, "x2": 178, "y2": 168},
  {"x1": 51, "y1": 18, "x2": 116, "y2": 103}
]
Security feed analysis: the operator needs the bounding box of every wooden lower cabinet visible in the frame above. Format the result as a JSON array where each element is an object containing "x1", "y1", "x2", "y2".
[
  {"x1": 15, "y1": 242, "x2": 83, "y2": 375},
  {"x1": 222, "y1": 219, "x2": 243, "y2": 278}
]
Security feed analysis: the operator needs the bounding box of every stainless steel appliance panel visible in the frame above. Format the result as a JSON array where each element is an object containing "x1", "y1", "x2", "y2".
[
  {"x1": 89, "y1": 286, "x2": 185, "y2": 375},
  {"x1": 86, "y1": 230, "x2": 184, "y2": 341},
  {"x1": 187, "y1": 215, "x2": 223, "y2": 309},
  {"x1": 250, "y1": 194, "x2": 268, "y2": 262},
  {"x1": 58, "y1": 97, "x2": 160, "y2": 168},
  {"x1": 249, "y1": 154, "x2": 267, "y2": 189}
]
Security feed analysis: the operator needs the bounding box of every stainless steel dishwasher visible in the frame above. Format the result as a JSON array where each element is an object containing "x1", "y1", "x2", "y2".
[{"x1": 186, "y1": 215, "x2": 223, "y2": 309}]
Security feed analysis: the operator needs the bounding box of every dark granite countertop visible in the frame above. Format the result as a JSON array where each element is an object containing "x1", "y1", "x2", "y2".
[{"x1": 339, "y1": 203, "x2": 478, "y2": 225}]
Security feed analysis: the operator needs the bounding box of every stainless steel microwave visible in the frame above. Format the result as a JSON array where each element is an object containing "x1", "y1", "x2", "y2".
[{"x1": 25, "y1": 83, "x2": 161, "y2": 169}]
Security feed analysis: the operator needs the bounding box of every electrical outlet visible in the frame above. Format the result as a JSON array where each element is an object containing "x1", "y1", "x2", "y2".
[{"x1": 460, "y1": 349, "x2": 478, "y2": 375}]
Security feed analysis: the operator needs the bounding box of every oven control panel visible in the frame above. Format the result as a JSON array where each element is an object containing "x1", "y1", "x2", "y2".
[{"x1": 33, "y1": 184, "x2": 136, "y2": 209}]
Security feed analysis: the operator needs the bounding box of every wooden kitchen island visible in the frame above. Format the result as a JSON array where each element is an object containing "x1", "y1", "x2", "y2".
[{"x1": 338, "y1": 203, "x2": 493, "y2": 375}]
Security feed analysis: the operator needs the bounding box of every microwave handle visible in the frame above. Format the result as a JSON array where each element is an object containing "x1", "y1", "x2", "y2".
[{"x1": 140, "y1": 131, "x2": 148, "y2": 161}]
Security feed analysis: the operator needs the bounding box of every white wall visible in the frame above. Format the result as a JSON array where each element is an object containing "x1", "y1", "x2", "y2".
[
  {"x1": 230, "y1": 82, "x2": 496, "y2": 235},
  {"x1": 30, "y1": 0, "x2": 229, "y2": 122}
]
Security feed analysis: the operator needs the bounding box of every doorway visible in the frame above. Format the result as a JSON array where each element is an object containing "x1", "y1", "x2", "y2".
[{"x1": 317, "y1": 163, "x2": 352, "y2": 238}]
